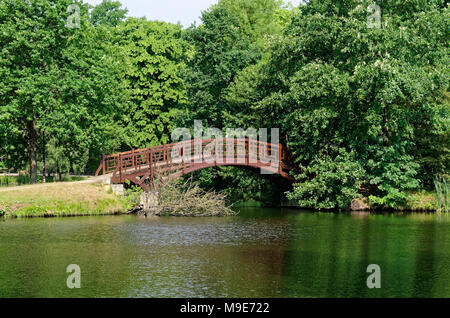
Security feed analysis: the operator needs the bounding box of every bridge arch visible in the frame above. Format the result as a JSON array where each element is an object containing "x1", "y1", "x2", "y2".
[{"x1": 95, "y1": 138, "x2": 294, "y2": 190}]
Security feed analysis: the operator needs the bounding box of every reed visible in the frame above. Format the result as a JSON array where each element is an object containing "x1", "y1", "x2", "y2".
[
  {"x1": 0, "y1": 175, "x2": 10, "y2": 187},
  {"x1": 434, "y1": 175, "x2": 449, "y2": 213}
]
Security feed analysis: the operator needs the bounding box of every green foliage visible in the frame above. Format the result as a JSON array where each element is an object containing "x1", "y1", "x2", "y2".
[
  {"x1": 16, "y1": 175, "x2": 29, "y2": 185},
  {"x1": 182, "y1": 4, "x2": 261, "y2": 128},
  {"x1": 405, "y1": 190, "x2": 437, "y2": 211},
  {"x1": 180, "y1": 1, "x2": 286, "y2": 203},
  {"x1": 47, "y1": 137, "x2": 69, "y2": 178},
  {"x1": 0, "y1": 174, "x2": 87, "y2": 186},
  {"x1": 0, "y1": 0, "x2": 128, "y2": 181},
  {"x1": 191, "y1": 166, "x2": 289, "y2": 206},
  {"x1": 216, "y1": 0, "x2": 286, "y2": 49},
  {"x1": 414, "y1": 92, "x2": 450, "y2": 188},
  {"x1": 123, "y1": 185, "x2": 143, "y2": 209},
  {"x1": 227, "y1": 0, "x2": 449, "y2": 209},
  {"x1": 117, "y1": 18, "x2": 189, "y2": 148},
  {"x1": 89, "y1": 0, "x2": 128, "y2": 27},
  {"x1": 9, "y1": 199, "x2": 124, "y2": 218},
  {"x1": 1, "y1": 0, "x2": 447, "y2": 211},
  {"x1": 287, "y1": 148, "x2": 364, "y2": 210},
  {"x1": 0, "y1": 175, "x2": 10, "y2": 187}
]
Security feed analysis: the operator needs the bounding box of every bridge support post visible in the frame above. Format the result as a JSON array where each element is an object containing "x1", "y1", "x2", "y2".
[
  {"x1": 111, "y1": 183, "x2": 124, "y2": 196},
  {"x1": 119, "y1": 154, "x2": 122, "y2": 183},
  {"x1": 140, "y1": 190, "x2": 159, "y2": 215},
  {"x1": 149, "y1": 149, "x2": 154, "y2": 190},
  {"x1": 279, "y1": 145, "x2": 282, "y2": 175}
]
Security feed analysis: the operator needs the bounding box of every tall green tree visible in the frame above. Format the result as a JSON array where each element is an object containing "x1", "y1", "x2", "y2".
[
  {"x1": 217, "y1": 0, "x2": 286, "y2": 48},
  {"x1": 227, "y1": 0, "x2": 449, "y2": 209},
  {"x1": 182, "y1": 0, "x2": 291, "y2": 204},
  {"x1": 89, "y1": 0, "x2": 128, "y2": 27},
  {"x1": 182, "y1": 0, "x2": 288, "y2": 128},
  {"x1": 182, "y1": 5, "x2": 261, "y2": 128},
  {"x1": 117, "y1": 18, "x2": 190, "y2": 148},
  {"x1": 0, "y1": 0, "x2": 128, "y2": 182}
]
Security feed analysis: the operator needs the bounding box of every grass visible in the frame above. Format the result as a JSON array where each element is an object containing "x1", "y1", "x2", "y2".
[
  {"x1": 0, "y1": 182, "x2": 132, "y2": 218},
  {"x1": 404, "y1": 190, "x2": 438, "y2": 211}
]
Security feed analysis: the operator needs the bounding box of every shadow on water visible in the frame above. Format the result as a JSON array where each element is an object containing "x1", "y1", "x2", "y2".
[{"x1": 0, "y1": 209, "x2": 449, "y2": 297}]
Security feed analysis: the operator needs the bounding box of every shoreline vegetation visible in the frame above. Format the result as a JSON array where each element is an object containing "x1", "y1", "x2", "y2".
[
  {"x1": 1, "y1": 1, "x2": 448, "y2": 212},
  {"x1": 0, "y1": 178, "x2": 446, "y2": 219},
  {"x1": 0, "y1": 182, "x2": 130, "y2": 218}
]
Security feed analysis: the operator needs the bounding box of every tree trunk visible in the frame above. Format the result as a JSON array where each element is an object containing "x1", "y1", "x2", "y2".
[
  {"x1": 56, "y1": 163, "x2": 61, "y2": 181},
  {"x1": 26, "y1": 119, "x2": 39, "y2": 184}
]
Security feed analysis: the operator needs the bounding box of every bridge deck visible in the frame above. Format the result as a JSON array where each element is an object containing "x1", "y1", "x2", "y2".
[{"x1": 96, "y1": 138, "x2": 294, "y2": 190}]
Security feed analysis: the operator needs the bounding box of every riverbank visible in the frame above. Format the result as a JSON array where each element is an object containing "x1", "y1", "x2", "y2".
[
  {"x1": 0, "y1": 176, "x2": 235, "y2": 218},
  {"x1": 349, "y1": 191, "x2": 439, "y2": 212},
  {"x1": 0, "y1": 180, "x2": 130, "y2": 218},
  {"x1": 0, "y1": 178, "x2": 442, "y2": 218}
]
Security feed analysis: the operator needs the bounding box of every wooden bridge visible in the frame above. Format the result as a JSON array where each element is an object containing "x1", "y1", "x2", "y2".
[{"x1": 95, "y1": 138, "x2": 295, "y2": 190}]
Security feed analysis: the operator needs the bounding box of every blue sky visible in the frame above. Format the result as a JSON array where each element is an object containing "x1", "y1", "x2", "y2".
[{"x1": 85, "y1": 0, "x2": 302, "y2": 27}]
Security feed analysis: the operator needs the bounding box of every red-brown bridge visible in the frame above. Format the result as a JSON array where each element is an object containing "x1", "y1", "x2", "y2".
[{"x1": 95, "y1": 138, "x2": 294, "y2": 191}]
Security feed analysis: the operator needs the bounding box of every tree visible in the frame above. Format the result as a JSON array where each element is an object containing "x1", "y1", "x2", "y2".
[
  {"x1": 45, "y1": 137, "x2": 71, "y2": 181},
  {"x1": 117, "y1": 18, "x2": 190, "y2": 148},
  {"x1": 89, "y1": 0, "x2": 128, "y2": 27},
  {"x1": 182, "y1": 5, "x2": 261, "y2": 128},
  {"x1": 0, "y1": 0, "x2": 128, "y2": 182},
  {"x1": 182, "y1": 0, "x2": 289, "y2": 129},
  {"x1": 217, "y1": 0, "x2": 286, "y2": 48},
  {"x1": 0, "y1": 111, "x2": 25, "y2": 170},
  {"x1": 227, "y1": 0, "x2": 449, "y2": 209},
  {"x1": 181, "y1": 1, "x2": 292, "y2": 204}
]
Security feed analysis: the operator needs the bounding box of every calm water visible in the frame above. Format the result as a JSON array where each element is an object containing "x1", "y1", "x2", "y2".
[{"x1": 1, "y1": 208, "x2": 450, "y2": 298}]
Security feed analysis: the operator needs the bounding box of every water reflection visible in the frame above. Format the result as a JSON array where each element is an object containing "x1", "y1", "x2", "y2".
[{"x1": 0, "y1": 210, "x2": 449, "y2": 297}]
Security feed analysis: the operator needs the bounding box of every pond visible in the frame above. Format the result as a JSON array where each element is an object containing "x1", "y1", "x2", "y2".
[{"x1": 1, "y1": 208, "x2": 449, "y2": 297}]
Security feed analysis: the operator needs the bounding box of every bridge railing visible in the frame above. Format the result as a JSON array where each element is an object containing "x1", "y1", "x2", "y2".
[
  {"x1": 95, "y1": 146, "x2": 155, "y2": 176},
  {"x1": 97, "y1": 138, "x2": 292, "y2": 184}
]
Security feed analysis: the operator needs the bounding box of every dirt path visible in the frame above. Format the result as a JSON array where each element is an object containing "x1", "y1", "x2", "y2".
[{"x1": 0, "y1": 174, "x2": 112, "y2": 193}]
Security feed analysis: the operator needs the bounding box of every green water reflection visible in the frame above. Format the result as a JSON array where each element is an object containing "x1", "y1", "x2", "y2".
[{"x1": 0, "y1": 209, "x2": 449, "y2": 297}]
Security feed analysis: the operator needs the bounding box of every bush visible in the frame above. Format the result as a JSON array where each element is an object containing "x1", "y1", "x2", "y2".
[
  {"x1": 151, "y1": 177, "x2": 237, "y2": 216},
  {"x1": 287, "y1": 148, "x2": 364, "y2": 210}
]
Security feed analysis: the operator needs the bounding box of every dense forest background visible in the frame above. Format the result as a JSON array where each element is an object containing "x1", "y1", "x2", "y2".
[{"x1": 0, "y1": 0, "x2": 448, "y2": 209}]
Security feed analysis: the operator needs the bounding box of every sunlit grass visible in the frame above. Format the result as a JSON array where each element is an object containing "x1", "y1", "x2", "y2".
[
  {"x1": 0, "y1": 183, "x2": 129, "y2": 217},
  {"x1": 405, "y1": 190, "x2": 438, "y2": 211}
]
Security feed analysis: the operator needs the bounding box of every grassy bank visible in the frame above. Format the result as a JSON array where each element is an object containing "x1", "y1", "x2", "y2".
[
  {"x1": 0, "y1": 179, "x2": 444, "y2": 218},
  {"x1": 403, "y1": 191, "x2": 439, "y2": 211},
  {"x1": 349, "y1": 191, "x2": 443, "y2": 212},
  {"x1": 0, "y1": 182, "x2": 131, "y2": 218}
]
